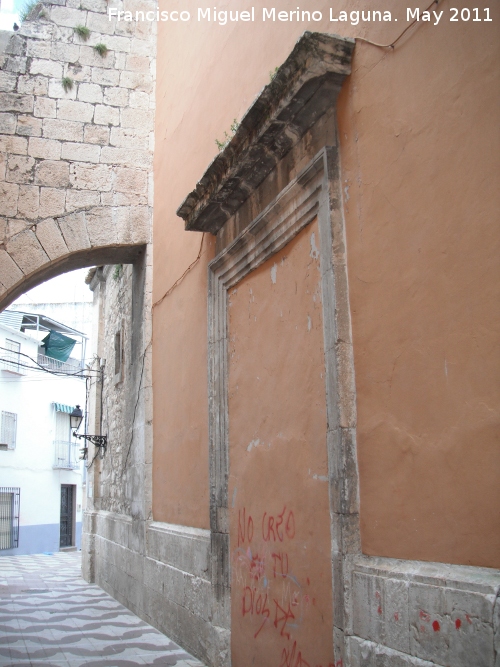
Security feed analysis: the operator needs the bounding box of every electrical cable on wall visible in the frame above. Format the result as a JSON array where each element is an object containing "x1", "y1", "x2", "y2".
[{"x1": 355, "y1": 0, "x2": 441, "y2": 48}]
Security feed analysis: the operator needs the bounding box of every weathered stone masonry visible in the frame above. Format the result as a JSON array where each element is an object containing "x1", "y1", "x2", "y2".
[{"x1": 0, "y1": 0, "x2": 155, "y2": 308}]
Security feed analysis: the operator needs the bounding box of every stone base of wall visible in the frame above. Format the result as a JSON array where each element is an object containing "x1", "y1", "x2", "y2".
[
  {"x1": 82, "y1": 511, "x2": 229, "y2": 667},
  {"x1": 83, "y1": 511, "x2": 500, "y2": 667},
  {"x1": 347, "y1": 556, "x2": 500, "y2": 667}
]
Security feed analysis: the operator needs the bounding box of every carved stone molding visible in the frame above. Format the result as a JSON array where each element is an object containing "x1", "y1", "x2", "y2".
[
  {"x1": 207, "y1": 147, "x2": 360, "y2": 661},
  {"x1": 177, "y1": 32, "x2": 354, "y2": 234}
]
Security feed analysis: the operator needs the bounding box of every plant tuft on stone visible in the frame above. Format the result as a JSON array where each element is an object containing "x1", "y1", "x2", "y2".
[
  {"x1": 93, "y1": 43, "x2": 109, "y2": 57},
  {"x1": 215, "y1": 119, "x2": 239, "y2": 152},
  {"x1": 61, "y1": 77, "x2": 74, "y2": 93},
  {"x1": 74, "y1": 24, "x2": 90, "y2": 41},
  {"x1": 19, "y1": 0, "x2": 39, "y2": 22}
]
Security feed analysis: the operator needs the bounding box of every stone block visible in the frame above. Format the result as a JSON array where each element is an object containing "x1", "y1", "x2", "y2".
[
  {"x1": 0, "y1": 248, "x2": 23, "y2": 289},
  {"x1": 109, "y1": 126, "x2": 148, "y2": 149},
  {"x1": 17, "y1": 75, "x2": 48, "y2": 96},
  {"x1": 6, "y1": 218, "x2": 27, "y2": 238},
  {"x1": 79, "y1": 45, "x2": 116, "y2": 68},
  {"x1": 26, "y1": 40, "x2": 51, "y2": 59},
  {"x1": 134, "y1": 18, "x2": 154, "y2": 40},
  {"x1": 114, "y1": 51, "x2": 127, "y2": 69},
  {"x1": 6, "y1": 155, "x2": 35, "y2": 184},
  {"x1": 86, "y1": 11, "x2": 116, "y2": 35},
  {"x1": 100, "y1": 146, "x2": 152, "y2": 168},
  {"x1": 91, "y1": 67, "x2": 120, "y2": 86},
  {"x1": 77, "y1": 82, "x2": 103, "y2": 104},
  {"x1": 61, "y1": 142, "x2": 100, "y2": 163},
  {"x1": 93, "y1": 104, "x2": 120, "y2": 126},
  {"x1": 0, "y1": 135, "x2": 27, "y2": 155},
  {"x1": 114, "y1": 167, "x2": 147, "y2": 194},
  {"x1": 65, "y1": 189, "x2": 101, "y2": 212},
  {"x1": 6, "y1": 229, "x2": 48, "y2": 274},
  {"x1": 125, "y1": 54, "x2": 150, "y2": 73},
  {"x1": 0, "y1": 153, "x2": 5, "y2": 181},
  {"x1": 34, "y1": 97, "x2": 57, "y2": 119},
  {"x1": 50, "y1": 42, "x2": 80, "y2": 63},
  {"x1": 129, "y1": 90, "x2": 150, "y2": 109},
  {"x1": 146, "y1": 523, "x2": 210, "y2": 580},
  {"x1": 0, "y1": 93, "x2": 33, "y2": 113},
  {"x1": 0, "y1": 182, "x2": 19, "y2": 216},
  {"x1": 28, "y1": 137, "x2": 61, "y2": 160},
  {"x1": 35, "y1": 160, "x2": 70, "y2": 188},
  {"x1": 119, "y1": 70, "x2": 153, "y2": 93},
  {"x1": 120, "y1": 107, "x2": 153, "y2": 131},
  {"x1": 129, "y1": 38, "x2": 153, "y2": 56},
  {"x1": 5, "y1": 35, "x2": 26, "y2": 57},
  {"x1": 30, "y1": 58, "x2": 63, "y2": 79},
  {"x1": 89, "y1": 34, "x2": 131, "y2": 53},
  {"x1": 43, "y1": 118, "x2": 83, "y2": 142},
  {"x1": 51, "y1": 25, "x2": 75, "y2": 44},
  {"x1": 18, "y1": 185, "x2": 40, "y2": 220},
  {"x1": 65, "y1": 63, "x2": 92, "y2": 82},
  {"x1": 16, "y1": 115, "x2": 42, "y2": 137},
  {"x1": 0, "y1": 113, "x2": 16, "y2": 134},
  {"x1": 18, "y1": 21, "x2": 54, "y2": 40},
  {"x1": 70, "y1": 162, "x2": 113, "y2": 190},
  {"x1": 80, "y1": 0, "x2": 107, "y2": 12},
  {"x1": 0, "y1": 72, "x2": 17, "y2": 93},
  {"x1": 58, "y1": 211, "x2": 91, "y2": 251},
  {"x1": 35, "y1": 218, "x2": 68, "y2": 260},
  {"x1": 57, "y1": 99, "x2": 94, "y2": 123},
  {"x1": 103, "y1": 86, "x2": 129, "y2": 107},
  {"x1": 4, "y1": 56, "x2": 27, "y2": 74},
  {"x1": 50, "y1": 6, "x2": 88, "y2": 28},
  {"x1": 83, "y1": 124, "x2": 109, "y2": 145},
  {"x1": 39, "y1": 187, "x2": 66, "y2": 218},
  {"x1": 85, "y1": 206, "x2": 118, "y2": 246},
  {"x1": 48, "y1": 78, "x2": 77, "y2": 100},
  {"x1": 447, "y1": 588, "x2": 495, "y2": 667},
  {"x1": 114, "y1": 21, "x2": 134, "y2": 38}
]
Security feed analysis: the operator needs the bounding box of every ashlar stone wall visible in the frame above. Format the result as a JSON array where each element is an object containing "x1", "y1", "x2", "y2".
[{"x1": 0, "y1": 0, "x2": 155, "y2": 306}]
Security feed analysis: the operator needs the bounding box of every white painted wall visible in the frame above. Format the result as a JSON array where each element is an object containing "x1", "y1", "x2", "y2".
[{"x1": 0, "y1": 322, "x2": 86, "y2": 553}]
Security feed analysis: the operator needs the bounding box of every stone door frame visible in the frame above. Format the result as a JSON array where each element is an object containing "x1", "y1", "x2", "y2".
[{"x1": 207, "y1": 145, "x2": 360, "y2": 661}]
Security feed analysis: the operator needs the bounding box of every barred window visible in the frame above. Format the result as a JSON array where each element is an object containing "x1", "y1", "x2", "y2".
[
  {"x1": 1, "y1": 412, "x2": 17, "y2": 450},
  {"x1": 3, "y1": 339, "x2": 21, "y2": 373},
  {"x1": 0, "y1": 487, "x2": 20, "y2": 550}
]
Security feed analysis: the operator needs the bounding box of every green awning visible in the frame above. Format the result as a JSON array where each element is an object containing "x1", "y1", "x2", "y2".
[
  {"x1": 53, "y1": 403, "x2": 75, "y2": 414},
  {"x1": 42, "y1": 330, "x2": 76, "y2": 362}
]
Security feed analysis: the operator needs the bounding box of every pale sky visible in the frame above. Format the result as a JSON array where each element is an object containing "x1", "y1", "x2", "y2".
[{"x1": 14, "y1": 268, "x2": 93, "y2": 306}]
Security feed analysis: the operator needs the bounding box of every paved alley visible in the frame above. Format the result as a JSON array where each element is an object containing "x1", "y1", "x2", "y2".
[{"x1": 0, "y1": 552, "x2": 205, "y2": 667}]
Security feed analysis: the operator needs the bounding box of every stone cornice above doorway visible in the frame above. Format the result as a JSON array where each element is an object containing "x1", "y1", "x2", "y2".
[{"x1": 176, "y1": 31, "x2": 355, "y2": 235}]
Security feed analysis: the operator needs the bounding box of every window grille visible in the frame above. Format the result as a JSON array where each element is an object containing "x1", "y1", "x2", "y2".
[
  {"x1": 2, "y1": 339, "x2": 21, "y2": 373},
  {"x1": 53, "y1": 410, "x2": 79, "y2": 469},
  {"x1": 1, "y1": 411, "x2": 17, "y2": 450},
  {"x1": 0, "y1": 487, "x2": 20, "y2": 550}
]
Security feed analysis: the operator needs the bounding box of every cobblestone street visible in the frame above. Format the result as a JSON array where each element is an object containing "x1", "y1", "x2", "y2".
[{"x1": 0, "y1": 552, "x2": 205, "y2": 667}]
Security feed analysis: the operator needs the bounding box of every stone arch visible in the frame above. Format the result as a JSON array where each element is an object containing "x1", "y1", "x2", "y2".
[
  {"x1": 0, "y1": 238, "x2": 147, "y2": 310},
  {"x1": 0, "y1": 0, "x2": 155, "y2": 308}
]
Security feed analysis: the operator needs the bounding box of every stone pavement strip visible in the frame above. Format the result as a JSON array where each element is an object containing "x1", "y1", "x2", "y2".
[{"x1": 0, "y1": 552, "x2": 206, "y2": 667}]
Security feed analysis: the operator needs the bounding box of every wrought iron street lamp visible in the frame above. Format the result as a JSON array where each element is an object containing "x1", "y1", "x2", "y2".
[{"x1": 70, "y1": 405, "x2": 107, "y2": 460}]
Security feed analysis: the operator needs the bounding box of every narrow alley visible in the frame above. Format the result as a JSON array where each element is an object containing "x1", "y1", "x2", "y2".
[{"x1": 0, "y1": 552, "x2": 205, "y2": 667}]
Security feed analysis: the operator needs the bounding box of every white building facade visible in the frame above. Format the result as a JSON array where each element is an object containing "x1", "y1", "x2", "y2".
[{"x1": 0, "y1": 313, "x2": 87, "y2": 555}]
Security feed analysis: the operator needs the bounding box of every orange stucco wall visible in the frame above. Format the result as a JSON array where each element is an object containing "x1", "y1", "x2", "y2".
[
  {"x1": 152, "y1": 0, "x2": 500, "y2": 566},
  {"x1": 228, "y1": 221, "x2": 333, "y2": 666}
]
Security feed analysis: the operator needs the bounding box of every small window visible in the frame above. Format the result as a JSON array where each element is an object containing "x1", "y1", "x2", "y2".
[
  {"x1": 0, "y1": 487, "x2": 20, "y2": 550},
  {"x1": 3, "y1": 339, "x2": 21, "y2": 373},
  {"x1": 1, "y1": 412, "x2": 17, "y2": 450},
  {"x1": 114, "y1": 327, "x2": 123, "y2": 384}
]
